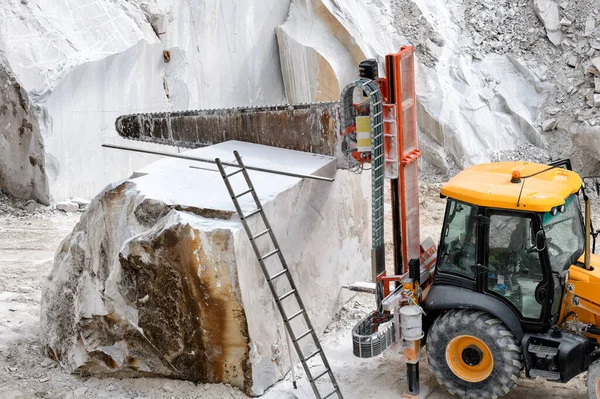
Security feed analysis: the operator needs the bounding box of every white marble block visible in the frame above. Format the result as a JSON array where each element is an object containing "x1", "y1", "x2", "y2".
[{"x1": 41, "y1": 141, "x2": 371, "y2": 395}]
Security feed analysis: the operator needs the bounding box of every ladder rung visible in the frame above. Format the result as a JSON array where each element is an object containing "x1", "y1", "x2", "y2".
[
  {"x1": 242, "y1": 208, "x2": 262, "y2": 219},
  {"x1": 252, "y1": 229, "x2": 270, "y2": 240},
  {"x1": 235, "y1": 188, "x2": 253, "y2": 198},
  {"x1": 294, "y1": 329, "x2": 313, "y2": 342},
  {"x1": 261, "y1": 248, "x2": 280, "y2": 261},
  {"x1": 323, "y1": 389, "x2": 340, "y2": 399},
  {"x1": 268, "y1": 268, "x2": 288, "y2": 281},
  {"x1": 285, "y1": 309, "x2": 304, "y2": 322},
  {"x1": 310, "y1": 369, "x2": 330, "y2": 382},
  {"x1": 278, "y1": 289, "x2": 296, "y2": 301},
  {"x1": 225, "y1": 168, "x2": 243, "y2": 178},
  {"x1": 303, "y1": 349, "x2": 321, "y2": 361}
]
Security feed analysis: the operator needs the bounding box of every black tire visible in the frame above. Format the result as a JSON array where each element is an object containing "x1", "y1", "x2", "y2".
[
  {"x1": 587, "y1": 360, "x2": 600, "y2": 398},
  {"x1": 426, "y1": 309, "x2": 523, "y2": 399}
]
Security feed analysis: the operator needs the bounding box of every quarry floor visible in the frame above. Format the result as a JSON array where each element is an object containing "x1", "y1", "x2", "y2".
[{"x1": 0, "y1": 185, "x2": 589, "y2": 399}]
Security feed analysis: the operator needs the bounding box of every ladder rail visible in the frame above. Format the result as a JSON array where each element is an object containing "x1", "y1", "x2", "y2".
[
  {"x1": 231, "y1": 151, "x2": 341, "y2": 397},
  {"x1": 232, "y1": 151, "x2": 339, "y2": 384},
  {"x1": 216, "y1": 151, "x2": 343, "y2": 399}
]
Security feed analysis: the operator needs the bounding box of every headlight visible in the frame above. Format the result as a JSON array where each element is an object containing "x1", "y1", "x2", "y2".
[{"x1": 551, "y1": 207, "x2": 558, "y2": 216}]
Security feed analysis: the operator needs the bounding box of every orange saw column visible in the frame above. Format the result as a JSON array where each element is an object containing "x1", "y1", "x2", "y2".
[{"x1": 385, "y1": 47, "x2": 421, "y2": 274}]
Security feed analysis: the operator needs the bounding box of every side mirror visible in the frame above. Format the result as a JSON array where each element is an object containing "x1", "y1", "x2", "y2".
[{"x1": 536, "y1": 230, "x2": 546, "y2": 251}]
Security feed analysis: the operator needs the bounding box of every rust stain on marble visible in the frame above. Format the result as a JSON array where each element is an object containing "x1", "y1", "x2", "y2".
[{"x1": 118, "y1": 221, "x2": 252, "y2": 390}]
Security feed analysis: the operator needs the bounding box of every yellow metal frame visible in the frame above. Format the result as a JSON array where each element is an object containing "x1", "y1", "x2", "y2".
[{"x1": 559, "y1": 254, "x2": 600, "y2": 342}]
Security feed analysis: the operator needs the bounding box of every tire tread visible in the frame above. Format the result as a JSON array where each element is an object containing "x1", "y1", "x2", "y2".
[{"x1": 426, "y1": 309, "x2": 523, "y2": 399}]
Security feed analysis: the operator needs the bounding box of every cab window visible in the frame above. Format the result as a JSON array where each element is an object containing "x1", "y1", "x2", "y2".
[
  {"x1": 487, "y1": 212, "x2": 543, "y2": 319},
  {"x1": 542, "y1": 194, "x2": 584, "y2": 272},
  {"x1": 438, "y1": 200, "x2": 477, "y2": 279}
]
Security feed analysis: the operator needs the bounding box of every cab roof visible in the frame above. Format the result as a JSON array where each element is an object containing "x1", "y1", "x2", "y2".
[{"x1": 440, "y1": 162, "x2": 582, "y2": 212}]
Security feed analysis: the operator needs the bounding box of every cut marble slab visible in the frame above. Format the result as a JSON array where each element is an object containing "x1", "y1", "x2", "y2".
[{"x1": 41, "y1": 141, "x2": 371, "y2": 395}]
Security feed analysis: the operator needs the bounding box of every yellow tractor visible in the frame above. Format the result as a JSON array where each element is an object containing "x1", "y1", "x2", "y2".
[
  {"x1": 109, "y1": 44, "x2": 600, "y2": 398},
  {"x1": 422, "y1": 159, "x2": 600, "y2": 398}
]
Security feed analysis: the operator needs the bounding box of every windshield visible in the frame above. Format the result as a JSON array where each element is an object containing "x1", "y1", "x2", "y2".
[
  {"x1": 437, "y1": 200, "x2": 478, "y2": 279},
  {"x1": 542, "y1": 194, "x2": 584, "y2": 272}
]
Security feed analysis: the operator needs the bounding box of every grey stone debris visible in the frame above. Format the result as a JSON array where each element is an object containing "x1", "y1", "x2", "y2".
[
  {"x1": 560, "y1": 17, "x2": 572, "y2": 26},
  {"x1": 547, "y1": 107, "x2": 561, "y2": 115},
  {"x1": 70, "y1": 197, "x2": 90, "y2": 210},
  {"x1": 595, "y1": 93, "x2": 600, "y2": 108},
  {"x1": 23, "y1": 200, "x2": 39, "y2": 213},
  {"x1": 567, "y1": 55, "x2": 578, "y2": 67},
  {"x1": 595, "y1": 78, "x2": 600, "y2": 93},
  {"x1": 593, "y1": 57, "x2": 600, "y2": 74},
  {"x1": 163, "y1": 382, "x2": 175, "y2": 393},
  {"x1": 533, "y1": 0, "x2": 564, "y2": 46},
  {"x1": 55, "y1": 201, "x2": 79, "y2": 213},
  {"x1": 542, "y1": 118, "x2": 558, "y2": 131},
  {"x1": 586, "y1": 91, "x2": 596, "y2": 102},
  {"x1": 584, "y1": 17, "x2": 596, "y2": 37}
]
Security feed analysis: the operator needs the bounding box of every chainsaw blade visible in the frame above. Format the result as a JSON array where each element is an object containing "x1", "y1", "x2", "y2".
[{"x1": 115, "y1": 102, "x2": 348, "y2": 167}]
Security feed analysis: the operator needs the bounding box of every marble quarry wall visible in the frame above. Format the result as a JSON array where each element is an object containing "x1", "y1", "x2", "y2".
[
  {"x1": 0, "y1": 0, "x2": 291, "y2": 202},
  {"x1": 277, "y1": 0, "x2": 550, "y2": 171},
  {"x1": 2, "y1": 0, "x2": 600, "y2": 202},
  {"x1": 0, "y1": 59, "x2": 48, "y2": 204}
]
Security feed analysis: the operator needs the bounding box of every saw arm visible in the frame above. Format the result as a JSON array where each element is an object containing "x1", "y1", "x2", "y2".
[{"x1": 114, "y1": 102, "x2": 349, "y2": 167}]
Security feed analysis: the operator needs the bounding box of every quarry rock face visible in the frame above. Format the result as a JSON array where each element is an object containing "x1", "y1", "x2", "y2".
[
  {"x1": 41, "y1": 141, "x2": 370, "y2": 395},
  {"x1": 2, "y1": 0, "x2": 597, "y2": 200},
  {"x1": 0, "y1": 61, "x2": 48, "y2": 204},
  {"x1": 277, "y1": 0, "x2": 547, "y2": 171},
  {"x1": 0, "y1": 0, "x2": 292, "y2": 202}
]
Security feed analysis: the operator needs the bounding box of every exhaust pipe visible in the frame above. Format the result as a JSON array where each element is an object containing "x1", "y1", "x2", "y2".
[{"x1": 585, "y1": 195, "x2": 592, "y2": 270}]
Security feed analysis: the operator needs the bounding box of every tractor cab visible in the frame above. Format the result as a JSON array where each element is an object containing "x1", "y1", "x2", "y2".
[
  {"x1": 432, "y1": 161, "x2": 584, "y2": 330},
  {"x1": 421, "y1": 161, "x2": 600, "y2": 397}
]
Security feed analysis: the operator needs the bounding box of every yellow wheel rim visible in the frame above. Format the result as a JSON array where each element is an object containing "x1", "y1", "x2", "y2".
[
  {"x1": 595, "y1": 377, "x2": 600, "y2": 397},
  {"x1": 445, "y1": 335, "x2": 494, "y2": 383}
]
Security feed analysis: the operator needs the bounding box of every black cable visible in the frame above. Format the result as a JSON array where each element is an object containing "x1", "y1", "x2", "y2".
[
  {"x1": 515, "y1": 164, "x2": 565, "y2": 206},
  {"x1": 516, "y1": 180, "x2": 526, "y2": 207},
  {"x1": 521, "y1": 164, "x2": 561, "y2": 179},
  {"x1": 559, "y1": 311, "x2": 577, "y2": 326}
]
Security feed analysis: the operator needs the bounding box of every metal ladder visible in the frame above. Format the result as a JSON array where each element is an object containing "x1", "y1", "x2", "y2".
[{"x1": 215, "y1": 150, "x2": 343, "y2": 399}]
